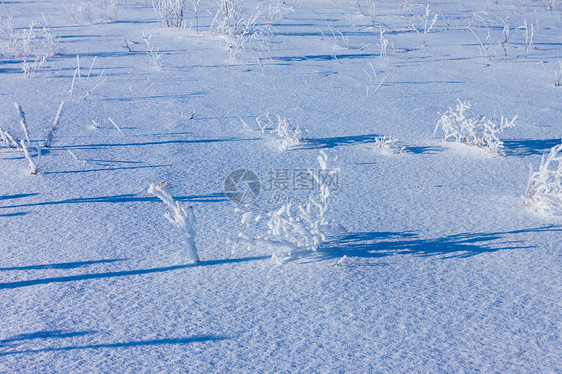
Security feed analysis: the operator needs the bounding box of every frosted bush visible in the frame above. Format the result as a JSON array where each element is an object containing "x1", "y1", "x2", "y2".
[
  {"x1": 410, "y1": 4, "x2": 438, "y2": 45},
  {"x1": 232, "y1": 151, "x2": 346, "y2": 263},
  {"x1": 266, "y1": 0, "x2": 294, "y2": 26},
  {"x1": 142, "y1": 33, "x2": 163, "y2": 70},
  {"x1": 148, "y1": 182, "x2": 200, "y2": 263},
  {"x1": 434, "y1": 99, "x2": 516, "y2": 155},
  {"x1": 153, "y1": 0, "x2": 185, "y2": 27},
  {"x1": 252, "y1": 113, "x2": 303, "y2": 150},
  {"x1": 21, "y1": 55, "x2": 48, "y2": 77},
  {"x1": 0, "y1": 18, "x2": 59, "y2": 76},
  {"x1": 355, "y1": 0, "x2": 376, "y2": 27},
  {"x1": 211, "y1": 0, "x2": 261, "y2": 59},
  {"x1": 64, "y1": 0, "x2": 120, "y2": 24},
  {"x1": 524, "y1": 143, "x2": 562, "y2": 217},
  {"x1": 372, "y1": 136, "x2": 404, "y2": 155},
  {"x1": 272, "y1": 116, "x2": 303, "y2": 150}
]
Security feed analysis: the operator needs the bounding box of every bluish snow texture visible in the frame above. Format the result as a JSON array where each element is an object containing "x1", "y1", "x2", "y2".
[{"x1": 0, "y1": 0, "x2": 561, "y2": 372}]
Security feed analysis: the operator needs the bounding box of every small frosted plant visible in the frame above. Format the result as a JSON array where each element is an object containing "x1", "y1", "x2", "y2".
[
  {"x1": 401, "y1": 0, "x2": 413, "y2": 16},
  {"x1": 524, "y1": 143, "x2": 562, "y2": 217},
  {"x1": 555, "y1": 60, "x2": 561, "y2": 87},
  {"x1": 153, "y1": 0, "x2": 185, "y2": 27},
  {"x1": 148, "y1": 182, "x2": 200, "y2": 263},
  {"x1": 189, "y1": 0, "x2": 201, "y2": 34},
  {"x1": 378, "y1": 27, "x2": 388, "y2": 63},
  {"x1": 142, "y1": 33, "x2": 163, "y2": 70},
  {"x1": 64, "y1": 0, "x2": 119, "y2": 24},
  {"x1": 43, "y1": 102, "x2": 65, "y2": 147},
  {"x1": 233, "y1": 151, "x2": 345, "y2": 263},
  {"x1": 20, "y1": 140, "x2": 38, "y2": 174},
  {"x1": 422, "y1": 4, "x2": 438, "y2": 45},
  {"x1": 12, "y1": 102, "x2": 47, "y2": 174},
  {"x1": 501, "y1": 17, "x2": 511, "y2": 43},
  {"x1": 372, "y1": 136, "x2": 404, "y2": 155},
  {"x1": 266, "y1": 0, "x2": 293, "y2": 26},
  {"x1": 1, "y1": 18, "x2": 59, "y2": 76},
  {"x1": 0, "y1": 128, "x2": 21, "y2": 149},
  {"x1": 254, "y1": 114, "x2": 303, "y2": 150},
  {"x1": 434, "y1": 99, "x2": 517, "y2": 155},
  {"x1": 274, "y1": 116, "x2": 303, "y2": 150},
  {"x1": 22, "y1": 55, "x2": 48, "y2": 77},
  {"x1": 468, "y1": 23, "x2": 494, "y2": 63},
  {"x1": 211, "y1": 0, "x2": 261, "y2": 59},
  {"x1": 365, "y1": 0, "x2": 376, "y2": 27},
  {"x1": 521, "y1": 20, "x2": 535, "y2": 54},
  {"x1": 412, "y1": 4, "x2": 437, "y2": 45},
  {"x1": 321, "y1": 21, "x2": 349, "y2": 50},
  {"x1": 14, "y1": 102, "x2": 31, "y2": 143}
]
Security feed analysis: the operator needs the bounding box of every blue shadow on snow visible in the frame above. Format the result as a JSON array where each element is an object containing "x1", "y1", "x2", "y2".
[
  {"x1": 0, "y1": 256, "x2": 269, "y2": 290},
  {"x1": 0, "y1": 259, "x2": 126, "y2": 271}
]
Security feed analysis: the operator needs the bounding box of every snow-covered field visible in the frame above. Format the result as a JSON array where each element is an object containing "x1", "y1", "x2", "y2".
[{"x1": 1, "y1": 0, "x2": 561, "y2": 372}]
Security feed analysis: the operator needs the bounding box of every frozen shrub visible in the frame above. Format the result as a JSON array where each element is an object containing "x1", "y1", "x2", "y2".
[
  {"x1": 142, "y1": 33, "x2": 163, "y2": 70},
  {"x1": 64, "y1": 0, "x2": 120, "y2": 25},
  {"x1": 211, "y1": 0, "x2": 261, "y2": 59},
  {"x1": 252, "y1": 113, "x2": 303, "y2": 150},
  {"x1": 410, "y1": 4, "x2": 438, "y2": 45},
  {"x1": 272, "y1": 116, "x2": 303, "y2": 150},
  {"x1": 21, "y1": 55, "x2": 48, "y2": 77},
  {"x1": 372, "y1": 136, "x2": 404, "y2": 155},
  {"x1": 524, "y1": 143, "x2": 562, "y2": 217},
  {"x1": 148, "y1": 182, "x2": 200, "y2": 263},
  {"x1": 434, "y1": 99, "x2": 516, "y2": 155},
  {"x1": 0, "y1": 18, "x2": 59, "y2": 76},
  {"x1": 153, "y1": 0, "x2": 185, "y2": 27},
  {"x1": 188, "y1": 0, "x2": 201, "y2": 34},
  {"x1": 0, "y1": 17, "x2": 17, "y2": 58},
  {"x1": 233, "y1": 151, "x2": 346, "y2": 263},
  {"x1": 355, "y1": 0, "x2": 376, "y2": 27},
  {"x1": 266, "y1": 0, "x2": 294, "y2": 26}
]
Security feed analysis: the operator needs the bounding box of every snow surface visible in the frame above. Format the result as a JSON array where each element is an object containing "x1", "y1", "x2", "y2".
[{"x1": 0, "y1": 0, "x2": 561, "y2": 372}]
